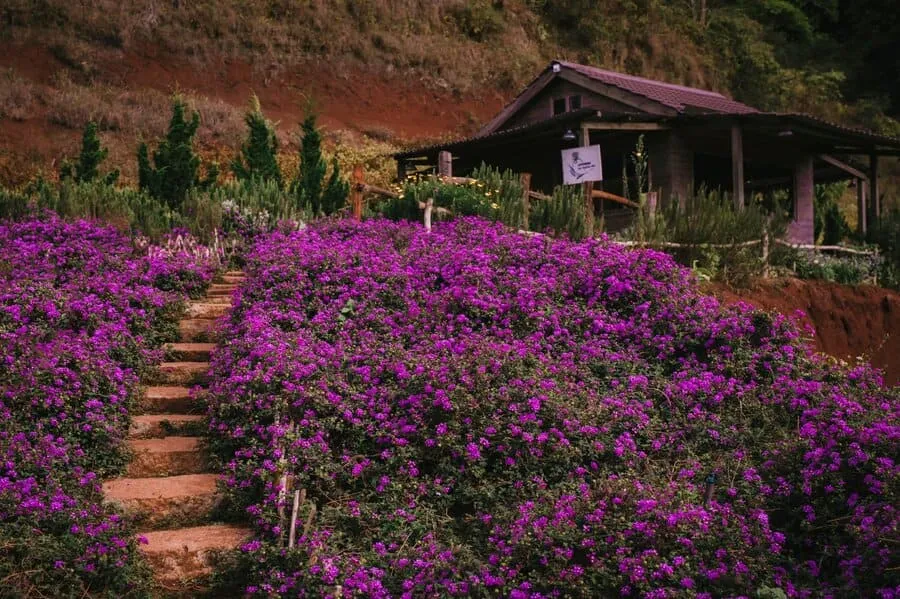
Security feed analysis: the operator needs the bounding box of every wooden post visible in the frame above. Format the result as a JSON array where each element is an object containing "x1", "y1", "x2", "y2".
[
  {"x1": 288, "y1": 488, "x2": 302, "y2": 548},
  {"x1": 438, "y1": 151, "x2": 452, "y2": 178},
  {"x1": 731, "y1": 124, "x2": 745, "y2": 210},
  {"x1": 869, "y1": 154, "x2": 880, "y2": 227},
  {"x1": 520, "y1": 172, "x2": 532, "y2": 230},
  {"x1": 424, "y1": 197, "x2": 434, "y2": 232},
  {"x1": 350, "y1": 165, "x2": 364, "y2": 221},
  {"x1": 583, "y1": 181, "x2": 595, "y2": 238},
  {"x1": 857, "y1": 178, "x2": 868, "y2": 236},
  {"x1": 761, "y1": 215, "x2": 771, "y2": 279},
  {"x1": 397, "y1": 158, "x2": 408, "y2": 182}
]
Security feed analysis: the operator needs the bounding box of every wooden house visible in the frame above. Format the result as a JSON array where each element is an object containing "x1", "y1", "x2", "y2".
[{"x1": 395, "y1": 60, "x2": 900, "y2": 243}]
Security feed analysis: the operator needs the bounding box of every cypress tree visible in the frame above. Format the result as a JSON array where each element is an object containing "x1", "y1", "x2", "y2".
[
  {"x1": 295, "y1": 111, "x2": 346, "y2": 215},
  {"x1": 232, "y1": 95, "x2": 282, "y2": 186},
  {"x1": 60, "y1": 121, "x2": 119, "y2": 185},
  {"x1": 137, "y1": 97, "x2": 216, "y2": 209}
]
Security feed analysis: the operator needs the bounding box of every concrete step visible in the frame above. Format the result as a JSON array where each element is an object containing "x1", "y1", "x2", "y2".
[
  {"x1": 140, "y1": 524, "x2": 252, "y2": 585},
  {"x1": 164, "y1": 343, "x2": 216, "y2": 362},
  {"x1": 130, "y1": 414, "x2": 204, "y2": 439},
  {"x1": 103, "y1": 474, "x2": 221, "y2": 529},
  {"x1": 127, "y1": 437, "x2": 208, "y2": 477},
  {"x1": 185, "y1": 302, "x2": 230, "y2": 319},
  {"x1": 153, "y1": 362, "x2": 210, "y2": 386},
  {"x1": 223, "y1": 270, "x2": 244, "y2": 277},
  {"x1": 142, "y1": 386, "x2": 204, "y2": 415},
  {"x1": 219, "y1": 274, "x2": 245, "y2": 285},
  {"x1": 178, "y1": 319, "x2": 219, "y2": 342}
]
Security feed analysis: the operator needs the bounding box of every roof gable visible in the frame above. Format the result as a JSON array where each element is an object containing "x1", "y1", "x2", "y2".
[{"x1": 478, "y1": 61, "x2": 759, "y2": 136}]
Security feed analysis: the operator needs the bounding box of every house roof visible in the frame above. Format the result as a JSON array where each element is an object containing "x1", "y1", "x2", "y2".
[
  {"x1": 557, "y1": 61, "x2": 759, "y2": 115},
  {"x1": 394, "y1": 110, "x2": 900, "y2": 161}
]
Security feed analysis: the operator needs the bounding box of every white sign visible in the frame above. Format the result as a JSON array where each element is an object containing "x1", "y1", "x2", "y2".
[{"x1": 562, "y1": 144, "x2": 603, "y2": 185}]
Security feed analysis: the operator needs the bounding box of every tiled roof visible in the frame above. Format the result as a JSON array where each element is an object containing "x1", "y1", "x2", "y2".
[{"x1": 557, "y1": 61, "x2": 759, "y2": 115}]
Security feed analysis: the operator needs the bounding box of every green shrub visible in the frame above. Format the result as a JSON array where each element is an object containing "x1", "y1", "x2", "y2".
[
  {"x1": 294, "y1": 111, "x2": 348, "y2": 216},
  {"x1": 620, "y1": 187, "x2": 787, "y2": 284},
  {"x1": 231, "y1": 95, "x2": 282, "y2": 186},
  {"x1": 138, "y1": 97, "x2": 218, "y2": 210},
  {"x1": 59, "y1": 121, "x2": 119, "y2": 185},
  {"x1": 786, "y1": 250, "x2": 882, "y2": 286},
  {"x1": 450, "y1": 0, "x2": 505, "y2": 41}
]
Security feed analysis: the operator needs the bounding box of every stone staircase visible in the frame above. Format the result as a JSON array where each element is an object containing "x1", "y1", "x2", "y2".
[{"x1": 103, "y1": 271, "x2": 250, "y2": 593}]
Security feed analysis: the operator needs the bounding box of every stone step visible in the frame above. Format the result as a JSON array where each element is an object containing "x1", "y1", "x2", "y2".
[
  {"x1": 207, "y1": 283, "x2": 238, "y2": 295},
  {"x1": 164, "y1": 343, "x2": 216, "y2": 362},
  {"x1": 130, "y1": 414, "x2": 205, "y2": 439},
  {"x1": 142, "y1": 386, "x2": 204, "y2": 415},
  {"x1": 219, "y1": 274, "x2": 245, "y2": 285},
  {"x1": 140, "y1": 524, "x2": 252, "y2": 585},
  {"x1": 223, "y1": 270, "x2": 244, "y2": 277},
  {"x1": 127, "y1": 437, "x2": 208, "y2": 477},
  {"x1": 178, "y1": 319, "x2": 219, "y2": 342},
  {"x1": 185, "y1": 302, "x2": 230, "y2": 319},
  {"x1": 153, "y1": 362, "x2": 210, "y2": 386},
  {"x1": 103, "y1": 474, "x2": 221, "y2": 529},
  {"x1": 200, "y1": 294, "x2": 233, "y2": 305}
]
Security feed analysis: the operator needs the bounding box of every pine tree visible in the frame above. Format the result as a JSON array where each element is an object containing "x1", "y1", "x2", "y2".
[
  {"x1": 60, "y1": 121, "x2": 119, "y2": 185},
  {"x1": 295, "y1": 111, "x2": 346, "y2": 215},
  {"x1": 232, "y1": 95, "x2": 282, "y2": 186},
  {"x1": 137, "y1": 97, "x2": 216, "y2": 209}
]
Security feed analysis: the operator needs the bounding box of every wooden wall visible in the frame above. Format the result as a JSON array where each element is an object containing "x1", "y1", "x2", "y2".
[{"x1": 501, "y1": 79, "x2": 636, "y2": 131}]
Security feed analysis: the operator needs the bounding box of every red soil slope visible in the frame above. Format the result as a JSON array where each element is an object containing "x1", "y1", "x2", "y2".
[{"x1": 710, "y1": 279, "x2": 899, "y2": 385}]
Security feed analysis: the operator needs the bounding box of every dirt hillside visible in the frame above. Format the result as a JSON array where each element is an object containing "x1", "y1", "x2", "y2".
[{"x1": 710, "y1": 279, "x2": 899, "y2": 385}]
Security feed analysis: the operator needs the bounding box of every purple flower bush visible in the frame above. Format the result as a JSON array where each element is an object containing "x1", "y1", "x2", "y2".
[
  {"x1": 0, "y1": 214, "x2": 216, "y2": 596},
  {"x1": 208, "y1": 218, "x2": 899, "y2": 598}
]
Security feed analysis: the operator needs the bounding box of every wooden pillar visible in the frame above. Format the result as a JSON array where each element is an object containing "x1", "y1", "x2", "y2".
[
  {"x1": 350, "y1": 165, "x2": 364, "y2": 221},
  {"x1": 787, "y1": 155, "x2": 815, "y2": 244},
  {"x1": 857, "y1": 178, "x2": 868, "y2": 236},
  {"x1": 731, "y1": 124, "x2": 745, "y2": 210},
  {"x1": 869, "y1": 154, "x2": 880, "y2": 226},
  {"x1": 520, "y1": 172, "x2": 532, "y2": 230},
  {"x1": 583, "y1": 181, "x2": 595, "y2": 238},
  {"x1": 438, "y1": 151, "x2": 452, "y2": 178}
]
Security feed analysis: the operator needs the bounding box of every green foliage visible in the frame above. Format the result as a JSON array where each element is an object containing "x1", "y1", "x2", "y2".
[
  {"x1": 783, "y1": 249, "x2": 882, "y2": 286},
  {"x1": 865, "y1": 209, "x2": 900, "y2": 289},
  {"x1": 621, "y1": 187, "x2": 786, "y2": 284},
  {"x1": 6, "y1": 178, "x2": 180, "y2": 241},
  {"x1": 530, "y1": 184, "x2": 588, "y2": 240},
  {"x1": 815, "y1": 183, "x2": 850, "y2": 245},
  {"x1": 60, "y1": 121, "x2": 119, "y2": 185},
  {"x1": 231, "y1": 95, "x2": 282, "y2": 186},
  {"x1": 137, "y1": 97, "x2": 218, "y2": 210},
  {"x1": 380, "y1": 163, "x2": 526, "y2": 228},
  {"x1": 450, "y1": 0, "x2": 505, "y2": 41},
  {"x1": 294, "y1": 111, "x2": 347, "y2": 216}
]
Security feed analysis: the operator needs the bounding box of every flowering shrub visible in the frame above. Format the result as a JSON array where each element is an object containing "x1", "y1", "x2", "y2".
[
  {"x1": 208, "y1": 218, "x2": 899, "y2": 598},
  {"x1": 0, "y1": 214, "x2": 217, "y2": 596}
]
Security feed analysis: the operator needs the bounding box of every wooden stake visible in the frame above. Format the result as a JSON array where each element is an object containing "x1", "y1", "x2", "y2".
[
  {"x1": 288, "y1": 488, "x2": 302, "y2": 548},
  {"x1": 583, "y1": 181, "x2": 595, "y2": 238},
  {"x1": 520, "y1": 173, "x2": 532, "y2": 230},
  {"x1": 424, "y1": 197, "x2": 434, "y2": 232},
  {"x1": 731, "y1": 124, "x2": 745, "y2": 210},
  {"x1": 350, "y1": 165, "x2": 364, "y2": 221}
]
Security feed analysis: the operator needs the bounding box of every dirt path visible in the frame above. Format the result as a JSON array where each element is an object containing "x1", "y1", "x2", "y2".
[
  {"x1": 102, "y1": 271, "x2": 250, "y2": 594},
  {"x1": 708, "y1": 278, "x2": 899, "y2": 385}
]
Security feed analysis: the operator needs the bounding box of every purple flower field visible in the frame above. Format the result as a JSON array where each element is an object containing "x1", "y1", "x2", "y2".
[
  {"x1": 209, "y1": 217, "x2": 899, "y2": 598},
  {"x1": 0, "y1": 215, "x2": 215, "y2": 595}
]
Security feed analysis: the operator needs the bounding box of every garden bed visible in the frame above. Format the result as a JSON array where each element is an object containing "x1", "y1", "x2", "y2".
[{"x1": 207, "y1": 218, "x2": 898, "y2": 598}]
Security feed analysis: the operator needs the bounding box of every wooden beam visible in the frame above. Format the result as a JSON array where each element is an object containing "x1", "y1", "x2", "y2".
[
  {"x1": 857, "y1": 178, "x2": 867, "y2": 236},
  {"x1": 582, "y1": 121, "x2": 669, "y2": 131},
  {"x1": 592, "y1": 189, "x2": 640, "y2": 209},
  {"x1": 818, "y1": 154, "x2": 868, "y2": 181},
  {"x1": 583, "y1": 181, "x2": 595, "y2": 237},
  {"x1": 477, "y1": 69, "x2": 557, "y2": 136},
  {"x1": 731, "y1": 124, "x2": 745, "y2": 210},
  {"x1": 869, "y1": 154, "x2": 880, "y2": 225}
]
